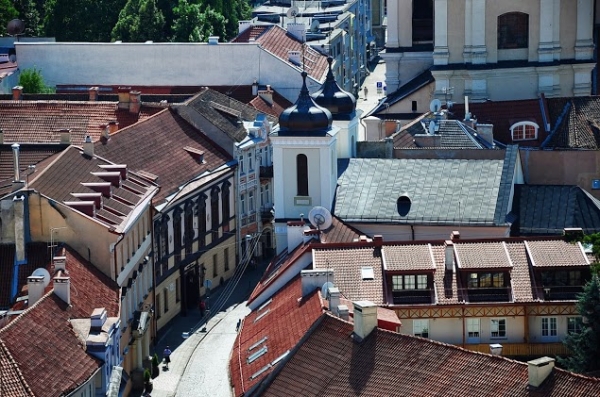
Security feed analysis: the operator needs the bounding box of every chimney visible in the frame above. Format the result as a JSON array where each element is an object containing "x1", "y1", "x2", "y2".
[
  {"x1": 70, "y1": 193, "x2": 102, "y2": 209},
  {"x1": 464, "y1": 95, "x2": 471, "y2": 121},
  {"x1": 117, "y1": 87, "x2": 131, "y2": 109},
  {"x1": 353, "y1": 301, "x2": 378, "y2": 340},
  {"x1": 90, "y1": 307, "x2": 108, "y2": 332},
  {"x1": 101, "y1": 125, "x2": 110, "y2": 140},
  {"x1": 287, "y1": 220, "x2": 307, "y2": 252},
  {"x1": 59, "y1": 129, "x2": 72, "y2": 144},
  {"x1": 288, "y1": 50, "x2": 302, "y2": 66},
  {"x1": 88, "y1": 86, "x2": 99, "y2": 101},
  {"x1": 301, "y1": 268, "x2": 334, "y2": 297},
  {"x1": 208, "y1": 36, "x2": 219, "y2": 45},
  {"x1": 528, "y1": 357, "x2": 555, "y2": 388},
  {"x1": 108, "y1": 120, "x2": 119, "y2": 134},
  {"x1": 327, "y1": 287, "x2": 340, "y2": 314},
  {"x1": 563, "y1": 228, "x2": 584, "y2": 240},
  {"x1": 53, "y1": 255, "x2": 66, "y2": 272},
  {"x1": 445, "y1": 240, "x2": 454, "y2": 271},
  {"x1": 64, "y1": 201, "x2": 96, "y2": 217},
  {"x1": 337, "y1": 304, "x2": 349, "y2": 321},
  {"x1": 13, "y1": 195, "x2": 25, "y2": 262},
  {"x1": 11, "y1": 143, "x2": 21, "y2": 183},
  {"x1": 451, "y1": 231, "x2": 460, "y2": 241},
  {"x1": 258, "y1": 85, "x2": 273, "y2": 105},
  {"x1": 475, "y1": 124, "x2": 494, "y2": 146},
  {"x1": 53, "y1": 271, "x2": 71, "y2": 305},
  {"x1": 27, "y1": 275, "x2": 46, "y2": 306},
  {"x1": 12, "y1": 86, "x2": 22, "y2": 100},
  {"x1": 129, "y1": 90, "x2": 141, "y2": 114},
  {"x1": 239, "y1": 20, "x2": 252, "y2": 34},
  {"x1": 287, "y1": 23, "x2": 306, "y2": 42},
  {"x1": 252, "y1": 79, "x2": 259, "y2": 96},
  {"x1": 83, "y1": 135, "x2": 94, "y2": 157}
]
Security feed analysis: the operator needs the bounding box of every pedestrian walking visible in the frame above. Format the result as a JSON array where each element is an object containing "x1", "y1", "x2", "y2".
[
  {"x1": 163, "y1": 346, "x2": 172, "y2": 369},
  {"x1": 363, "y1": 86, "x2": 368, "y2": 100},
  {"x1": 199, "y1": 299, "x2": 206, "y2": 317}
]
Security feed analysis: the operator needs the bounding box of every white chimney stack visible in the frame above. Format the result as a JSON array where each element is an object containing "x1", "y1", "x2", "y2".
[
  {"x1": 464, "y1": 95, "x2": 471, "y2": 120},
  {"x1": 301, "y1": 269, "x2": 334, "y2": 297},
  {"x1": 445, "y1": 240, "x2": 454, "y2": 271},
  {"x1": 91, "y1": 307, "x2": 108, "y2": 331},
  {"x1": 288, "y1": 50, "x2": 302, "y2": 66},
  {"x1": 528, "y1": 357, "x2": 555, "y2": 388},
  {"x1": 287, "y1": 23, "x2": 306, "y2": 42},
  {"x1": 353, "y1": 301, "x2": 378, "y2": 340},
  {"x1": 327, "y1": 287, "x2": 340, "y2": 314},
  {"x1": 27, "y1": 275, "x2": 46, "y2": 306},
  {"x1": 53, "y1": 272, "x2": 71, "y2": 305},
  {"x1": 83, "y1": 135, "x2": 94, "y2": 157},
  {"x1": 337, "y1": 304, "x2": 349, "y2": 321},
  {"x1": 287, "y1": 220, "x2": 307, "y2": 252}
]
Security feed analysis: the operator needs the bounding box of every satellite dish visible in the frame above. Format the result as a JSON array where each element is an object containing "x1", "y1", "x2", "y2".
[
  {"x1": 31, "y1": 268, "x2": 51, "y2": 288},
  {"x1": 287, "y1": 6, "x2": 299, "y2": 18},
  {"x1": 308, "y1": 206, "x2": 333, "y2": 230},
  {"x1": 321, "y1": 281, "x2": 334, "y2": 299},
  {"x1": 310, "y1": 19, "x2": 320, "y2": 32},
  {"x1": 428, "y1": 120, "x2": 436, "y2": 135},
  {"x1": 7, "y1": 19, "x2": 25, "y2": 36},
  {"x1": 429, "y1": 98, "x2": 442, "y2": 113}
]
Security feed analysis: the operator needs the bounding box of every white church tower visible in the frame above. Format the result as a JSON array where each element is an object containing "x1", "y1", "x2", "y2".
[{"x1": 271, "y1": 66, "x2": 357, "y2": 255}]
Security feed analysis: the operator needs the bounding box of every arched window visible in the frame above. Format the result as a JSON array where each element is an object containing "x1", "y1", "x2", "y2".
[
  {"x1": 296, "y1": 154, "x2": 309, "y2": 196},
  {"x1": 510, "y1": 121, "x2": 539, "y2": 141},
  {"x1": 498, "y1": 13, "x2": 529, "y2": 49}
]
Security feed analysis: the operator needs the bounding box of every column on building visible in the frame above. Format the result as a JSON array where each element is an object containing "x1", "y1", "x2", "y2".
[
  {"x1": 470, "y1": 0, "x2": 487, "y2": 64},
  {"x1": 538, "y1": 0, "x2": 555, "y2": 62},
  {"x1": 575, "y1": 0, "x2": 594, "y2": 60},
  {"x1": 551, "y1": 0, "x2": 561, "y2": 60},
  {"x1": 463, "y1": 0, "x2": 473, "y2": 63},
  {"x1": 386, "y1": 0, "x2": 401, "y2": 48},
  {"x1": 433, "y1": 0, "x2": 449, "y2": 65}
]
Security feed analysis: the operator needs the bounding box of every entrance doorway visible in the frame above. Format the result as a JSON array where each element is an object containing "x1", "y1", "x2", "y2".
[{"x1": 184, "y1": 264, "x2": 199, "y2": 311}]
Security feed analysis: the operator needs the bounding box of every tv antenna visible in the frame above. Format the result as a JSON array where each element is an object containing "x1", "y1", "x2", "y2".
[
  {"x1": 308, "y1": 206, "x2": 333, "y2": 230},
  {"x1": 6, "y1": 19, "x2": 25, "y2": 42}
]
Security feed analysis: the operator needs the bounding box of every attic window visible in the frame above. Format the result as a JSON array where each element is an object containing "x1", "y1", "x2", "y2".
[
  {"x1": 510, "y1": 121, "x2": 538, "y2": 141},
  {"x1": 254, "y1": 308, "x2": 270, "y2": 323},
  {"x1": 183, "y1": 146, "x2": 205, "y2": 163},
  {"x1": 250, "y1": 364, "x2": 272, "y2": 380},
  {"x1": 397, "y1": 195, "x2": 412, "y2": 217},
  {"x1": 258, "y1": 298, "x2": 272, "y2": 312},
  {"x1": 247, "y1": 345, "x2": 268, "y2": 364},
  {"x1": 361, "y1": 266, "x2": 375, "y2": 280},
  {"x1": 249, "y1": 336, "x2": 268, "y2": 351}
]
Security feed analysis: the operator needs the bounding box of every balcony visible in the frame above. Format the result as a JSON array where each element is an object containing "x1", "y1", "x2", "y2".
[
  {"x1": 463, "y1": 342, "x2": 570, "y2": 358},
  {"x1": 539, "y1": 285, "x2": 584, "y2": 301},
  {"x1": 260, "y1": 165, "x2": 273, "y2": 179}
]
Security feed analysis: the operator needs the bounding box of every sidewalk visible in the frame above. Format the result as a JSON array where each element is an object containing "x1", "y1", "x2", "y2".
[
  {"x1": 356, "y1": 56, "x2": 387, "y2": 141},
  {"x1": 139, "y1": 258, "x2": 269, "y2": 396}
]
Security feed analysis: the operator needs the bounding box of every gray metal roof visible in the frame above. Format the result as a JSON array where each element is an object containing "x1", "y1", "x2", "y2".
[{"x1": 335, "y1": 154, "x2": 511, "y2": 226}]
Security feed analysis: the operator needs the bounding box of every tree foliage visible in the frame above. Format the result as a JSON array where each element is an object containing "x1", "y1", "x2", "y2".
[
  {"x1": 18, "y1": 67, "x2": 52, "y2": 93},
  {"x1": 11, "y1": 0, "x2": 40, "y2": 37},
  {"x1": 559, "y1": 274, "x2": 600, "y2": 374},
  {"x1": 0, "y1": 0, "x2": 19, "y2": 37},
  {"x1": 583, "y1": 232, "x2": 600, "y2": 275},
  {"x1": 112, "y1": 0, "x2": 165, "y2": 42}
]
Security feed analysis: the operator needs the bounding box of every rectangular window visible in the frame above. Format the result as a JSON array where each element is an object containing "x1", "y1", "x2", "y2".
[
  {"x1": 239, "y1": 155, "x2": 244, "y2": 173},
  {"x1": 176, "y1": 278, "x2": 181, "y2": 302},
  {"x1": 541, "y1": 317, "x2": 557, "y2": 339},
  {"x1": 416, "y1": 275, "x2": 428, "y2": 289},
  {"x1": 490, "y1": 318, "x2": 506, "y2": 338},
  {"x1": 224, "y1": 248, "x2": 230, "y2": 271},
  {"x1": 468, "y1": 273, "x2": 478, "y2": 288},
  {"x1": 567, "y1": 317, "x2": 582, "y2": 334},
  {"x1": 163, "y1": 288, "x2": 169, "y2": 313},
  {"x1": 241, "y1": 194, "x2": 246, "y2": 214},
  {"x1": 392, "y1": 275, "x2": 402, "y2": 291},
  {"x1": 404, "y1": 275, "x2": 416, "y2": 290},
  {"x1": 413, "y1": 319, "x2": 429, "y2": 338},
  {"x1": 411, "y1": 100, "x2": 417, "y2": 112},
  {"x1": 249, "y1": 190, "x2": 255, "y2": 213},
  {"x1": 260, "y1": 186, "x2": 265, "y2": 206},
  {"x1": 247, "y1": 152, "x2": 253, "y2": 170},
  {"x1": 213, "y1": 253, "x2": 218, "y2": 278},
  {"x1": 466, "y1": 318, "x2": 480, "y2": 342}
]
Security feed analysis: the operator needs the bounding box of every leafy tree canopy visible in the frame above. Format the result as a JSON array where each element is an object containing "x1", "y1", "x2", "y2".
[
  {"x1": 0, "y1": 0, "x2": 19, "y2": 37},
  {"x1": 112, "y1": 0, "x2": 166, "y2": 42},
  {"x1": 18, "y1": 67, "x2": 53, "y2": 93}
]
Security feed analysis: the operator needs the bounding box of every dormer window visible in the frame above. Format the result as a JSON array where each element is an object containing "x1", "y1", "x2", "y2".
[{"x1": 510, "y1": 121, "x2": 538, "y2": 141}]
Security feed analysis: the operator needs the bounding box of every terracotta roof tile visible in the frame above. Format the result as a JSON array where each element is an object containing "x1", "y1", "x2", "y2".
[
  {"x1": 0, "y1": 101, "x2": 160, "y2": 145},
  {"x1": 230, "y1": 276, "x2": 323, "y2": 396},
  {"x1": 261, "y1": 314, "x2": 600, "y2": 397},
  {"x1": 93, "y1": 107, "x2": 231, "y2": 205},
  {"x1": 383, "y1": 244, "x2": 436, "y2": 271},
  {"x1": 431, "y1": 243, "x2": 461, "y2": 305},
  {"x1": 525, "y1": 240, "x2": 589, "y2": 267},
  {"x1": 0, "y1": 340, "x2": 34, "y2": 397},
  {"x1": 319, "y1": 216, "x2": 361, "y2": 244},
  {"x1": 231, "y1": 25, "x2": 270, "y2": 43},
  {"x1": 544, "y1": 97, "x2": 600, "y2": 149},
  {"x1": 504, "y1": 242, "x2": 536, "y2": 302},
  {"x1": 454, "y1": 242, "x2": 513, "y2": 269},
  {"x1": 313, "y1": 248, "x2": 384, "y2": 304}
]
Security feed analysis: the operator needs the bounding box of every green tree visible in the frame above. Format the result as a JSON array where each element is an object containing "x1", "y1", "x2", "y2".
[
  {"x1": 18, "y1": 67, "x2": 53, "y2": 93},
  {"x1": 171, "y1": 0, "x2": 204, "y2": 42},
  {"x1": 559, "y1": 274, "x2": 600, "y2": 374},
  {"x1": 582, "y1": 232, "x2": 600, "y2": 275},
  {"x1": 0, "y1": 0, "x2": 19, "y2": 37},
  {"x1": 112, "y1": 0, "x2": 165, "y2": 42},
  {"x1": 12, "y1": 0, "x2": 41, "y2": 37}
]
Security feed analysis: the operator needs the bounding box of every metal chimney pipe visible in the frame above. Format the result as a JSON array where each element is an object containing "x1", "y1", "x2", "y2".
[{"x1": 11, "y1": 143, "x2": 20, "y2": 182}]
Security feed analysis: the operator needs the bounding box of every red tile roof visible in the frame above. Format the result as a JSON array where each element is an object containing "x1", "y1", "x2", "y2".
[
  {"x1": 231, "y1": 26, "x2": 270, "y2": 43},
  {"x1": 0, "y1": 145, "x2": 67, "y2": 191},
  {"x1": 234, "y1": 25, "x2": 328, "y2": 83},
  {"x1": 230, "y1": 276, "x2": 323, "y2": 396},
  {"x1": 0, "y1": 244, "x2": 119, "y2": 396},
  {"x1": 0, "y1": 100, "x2": 161, "y2": 145},
  {"x1": 450, "y1": 98, "x2": 546, "y2": 147},
  {"x1": 318, "y1": 216, "x2": 361, "y2": 244},
  {"x1": 0, "y1": 340, "x2": 34, "y2": 397},
  {"x1": 544, "y1": 96, "x2": 600, "y2": 149},
  {"x1": 93, "y1": 107, "x2": 232, "y2": 205},
  {"x1": 525, "y1": 240, "x2": 589, "y2": 268},
  {"x1": 454, "y1": 241, "x2": 513, "y2": 269},
  {"x1": 384, "y1": 243, "x2": 436, "y2": 271},
  {"x1": 259, "y1": 313, "x2": 600, "y2": 396}
]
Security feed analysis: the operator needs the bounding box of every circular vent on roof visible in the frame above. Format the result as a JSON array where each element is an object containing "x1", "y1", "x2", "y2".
[{"x1": 397, "y1": 194, "x2": 411, "y2": 217}]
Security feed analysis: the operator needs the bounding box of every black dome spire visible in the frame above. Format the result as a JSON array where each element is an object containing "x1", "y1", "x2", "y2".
[
  {"x1": 311, "y1": 57, "x2": 356, "y2": 119},
  {"x1": 278, "y1": 71, "x2": 332, "y2": 136}
]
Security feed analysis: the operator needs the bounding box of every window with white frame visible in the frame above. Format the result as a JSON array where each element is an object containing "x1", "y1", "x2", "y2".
[
  {"x1": 567, "y1": 317, "x2": 583, "y2": 334},
  {"x1": 239, "y1": 155, "x2": 245, "y2": 174},
  {"x1": 413, "y1": 319, "x2": 429, "y2": 338},
  {"x1": 510, "y1": 121, "x2": 538, "y2": 141},
  {"x1": 241, "y1": 194, "x2": 246, "y2": 215},
  {"x1": 491, "y1": 318, "x2": 506, "y2": 338},
  {"x1": 466, "y1": 318, "x2": 480, "y2": 342},
  {"x1": 249, "y1": 190, "x2": 255, "y2": 213},
  {"x1": 247, "y1": 152, "x2": 253, "y2": 171},
  {"x1": 541, "y1": 317, "x2": 557, "y2": 340}
]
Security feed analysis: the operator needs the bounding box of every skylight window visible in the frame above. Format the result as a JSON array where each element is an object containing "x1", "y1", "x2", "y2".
[
  {"x1": 254, "y1": 308, "x2": 270, "y2": 323},
  {"x1": 247, "y1": 345, "x2": 268, "y2": 364},
  {"x1": 361, "y1": 266, "x2": 375, "y2": 280},
  {"x1": 248, "y1": 336, "x2": 268, "y2": 352},
  {"x1": 250, "y1": 364, "x2": 272, "y2": 380},
  {"x1": 258, "y1": 298, "x2": 272, "y2": 312}
]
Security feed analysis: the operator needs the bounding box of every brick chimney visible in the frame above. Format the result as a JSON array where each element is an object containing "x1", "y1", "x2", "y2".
[
  {"x1": 108, "y1": 120, "x2": 119, "y2": 134},
  {"x1": 301, "y1": 269, "x2": 334, "y2": 297},
  {"x1": 528, "y1": 357, "x2": 555, "y2": 388},
  {"x1": 129, "y1": 90, "x2": 141, "y2": 114},
  {"x1": 117, "y1": 87, "x2": 132, "y2": 109},
  {"x1": 12, "y1": 86, "x2": 22, "y2": 100},
  {"x1": 88, "y1": 86, "x2": 99, "y2": 101},
  {"x1": 60, "y1": 129, "x2": 72, "y2": 144},
  {"x1": 353, "y1": 301, "x2": 377, "y2": 340}
]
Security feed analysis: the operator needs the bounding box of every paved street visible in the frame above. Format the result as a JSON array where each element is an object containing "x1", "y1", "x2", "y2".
[{"x1": 356, "y1": 56, "x2": 387, "y2": 141}]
